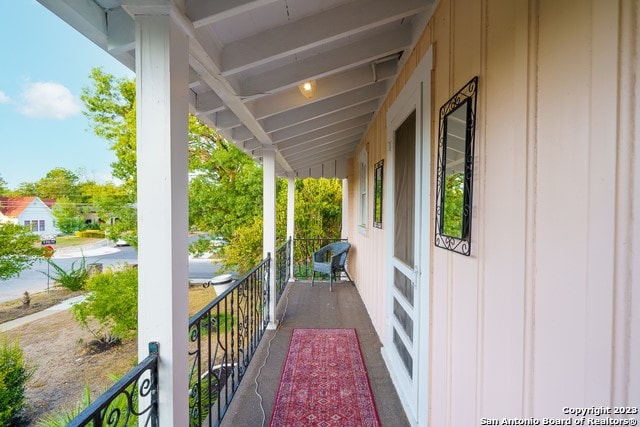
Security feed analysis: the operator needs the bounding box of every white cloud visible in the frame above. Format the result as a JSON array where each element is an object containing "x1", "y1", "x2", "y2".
[
  {"x1": 0, "y1": 90, "x2": 9, "y2": 104},
  {"x1": 17, "y1": 82, "x2": 81, "y2": 119}
]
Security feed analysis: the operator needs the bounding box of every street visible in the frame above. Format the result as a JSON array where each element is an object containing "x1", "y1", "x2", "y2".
[{"x1": 0, "y1": 245, "x2": 222, "y2": 303}]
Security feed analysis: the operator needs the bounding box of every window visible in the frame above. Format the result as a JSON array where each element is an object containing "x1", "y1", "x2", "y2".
[
  {"x1": 23, "y1": 220, "x2": 44, "y2": 231},
  {"x1": 358, "y1": 149, "x2": 368, "y2": 228}
]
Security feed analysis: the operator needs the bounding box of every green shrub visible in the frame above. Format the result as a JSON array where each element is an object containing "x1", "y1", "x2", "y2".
[
  {"x1": 46, "y1": 256, "x2": 89, "y2": 291},
  {"x1": 37, "y1": 373, "x2": 134, "y2": 427},
  {"x1": 0, "y1": 336, "x2": 33, "y2": 425},
  {"x1": 36, "y1": 385, "x2": 91, "y2": 427},
  {"x1": 72, "y1": 267, "x2": 138, "y2": 343},
  {"x1": 74, "y1": 229, "x2": 105, "y2": 238}
]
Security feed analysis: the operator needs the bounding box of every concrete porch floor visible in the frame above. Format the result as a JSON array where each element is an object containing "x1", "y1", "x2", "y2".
[{"x1": 220, "y1": 279, "x2": 410, "y2": 427}]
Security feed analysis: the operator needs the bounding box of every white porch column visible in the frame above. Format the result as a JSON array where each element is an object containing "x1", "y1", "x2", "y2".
[
  {"x1": 341, "y1": 178, "x2": 349, "y2": 239},
  {"x1": 134, "y1": 12, "x2": 189, "y2": 426},
  {"x1": 286, "y1": 173, "x2": 295, "y2": 279},
  {"x1": 263, "y1": 147, "x2": 277, "y2": 328}
]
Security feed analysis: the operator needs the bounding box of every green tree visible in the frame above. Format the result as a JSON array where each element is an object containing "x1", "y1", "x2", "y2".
[
  {"x1": 0, "y1": 223, "x2": 42, "y2": 281},
  {"x1": 81, "y1": 68, "x2": 137, "y2": 196},
  {"x1": 81, "y1": 68, "x2": 266, "y2": 247},
  {"x1": 72, "y1": 267, "x2": 138, "y2": 343},
  {"x1": 52, "y1": 196, "x2": 85, "y2": 234},
  {"x1": 35, "y1": 168, "x2": 80, "y2": 200},
  {"x1": 0, "y1": 337, "x2": 33, "y2": 425},
  {"x1": 12, "y1": 181, "x2": 37, "y2": 197},
  {"x1": 0, "y1": 175, "x2": 8, "y2": 196},
  {"x1": 442, "y1": 172, "x2": 464, "y2": 237},
  {"x1": 294, "y1": 178, "x2": 342, "y2": 240},
  {"x1": 80, "y1": 68, "x2": 344, "y2": 273},
  {"x1": 188, "y1": 123, "x2": 264, "y2": 240}
]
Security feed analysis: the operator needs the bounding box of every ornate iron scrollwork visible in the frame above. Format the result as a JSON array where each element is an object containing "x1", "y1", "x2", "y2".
[{"x1": 434, "y1": 76, "x2": 478, "y2": 256}]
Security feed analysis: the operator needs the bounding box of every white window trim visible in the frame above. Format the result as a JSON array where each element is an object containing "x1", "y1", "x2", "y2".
[{"x1": 358, "y1": 148, "x2": 368, "y2": 234}]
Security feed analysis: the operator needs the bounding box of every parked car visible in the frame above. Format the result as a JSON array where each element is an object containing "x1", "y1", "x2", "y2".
[{"x1": 114, "y1": 238, "x2": 130, "y2": 247}]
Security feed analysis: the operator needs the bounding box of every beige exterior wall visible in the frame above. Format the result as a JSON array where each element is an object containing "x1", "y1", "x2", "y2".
[{"x1": 346, "y1": 0, "x2": 639, "y2": 424}]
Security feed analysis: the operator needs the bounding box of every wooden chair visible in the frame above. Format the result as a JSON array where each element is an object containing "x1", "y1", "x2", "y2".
[{"x1": 311, "y1": 241, "x2": 353, "y2": 291}]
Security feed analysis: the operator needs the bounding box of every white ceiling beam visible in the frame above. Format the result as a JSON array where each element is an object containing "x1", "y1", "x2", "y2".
[
  {"x1": 278, "y1": 126, "x2": 367, "y2": 157},
  {"x1": 262, "y1": 83, "x2": 386, "y2": 133},
  {"x1": 156, "y1": 6, "x2": 292, "y2": 172},
  {"x1": 107, "y1": 7, "x2": 135, "y2": 56},
  {"x1": 255, "y1": 139, "x2": 358, "y2": 164},
  {"x1": 273, "y1": 115, "x2": 372, "y2": 148},
  {"x1": 246, "y1": 61, "x2": 396, "y2": 120},
  {"x1": 188, "y1": 67, "x2": 201, "y2": 88},
  {"x1": 239, "y1": 26, "x2": 411, "y2": 96},
  {"x1": 186, "y1": 0, "x2": 280, "y2": 28},
  {"x1": 284, "y1": 136, "x2": 360, "y2": 160},
  {"x1": 270, "y1": 107, "x2": 376, "y2": 143},
  {"x1": 295, "y1": 158, "x2": 349, "y2": 179},
  {"x1": 37, "y1": 0, "x2": 107, "y2": 47},
  {"x1": 278, "y1": 122, "x2": 369, "y2": 151},
  {"x1": 195, "y1": 91, "x2": 224, "y2": 116},
  {"x1": 280, "y1": 130, "x2": 366, "y2": 158},
  {"x1": 225, "y1": 82, "x2": 387, "y2": 132},
  {"x1": 213, "y1": 110, "x2": 240, "y2": 129},
  {"x1": 221, "y1": 0, "x2": 427, "y2": 75},
  {"x1": 287, "y1": 144, "x2": 359, "y2": 169},
  {"x1": 232, "y1": 126, "x2": 254, "y2": 142}
]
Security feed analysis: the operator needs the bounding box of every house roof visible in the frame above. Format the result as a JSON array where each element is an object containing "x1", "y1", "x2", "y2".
[
  {"x1": 0, "y1": 197, "x2": 55, "y2": 218},
  {"x1": 0, "y1": 197, "x2": 37, "y2": 218},
  {"x1": 36, "y1": 0, "x2": 435, "y2": 179}
]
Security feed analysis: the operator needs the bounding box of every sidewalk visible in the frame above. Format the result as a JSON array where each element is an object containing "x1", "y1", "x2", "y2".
[
  {"x1": 0, "y1": 295, "x2": 87, "y2": 332},
  {"x1": 51, "y1": 239, "x2": 121, "y2": 259}
]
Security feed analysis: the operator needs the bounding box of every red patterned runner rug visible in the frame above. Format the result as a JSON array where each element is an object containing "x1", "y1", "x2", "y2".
[{"x1": 270, "y1": 328, "x2": 381, "y2": 426}]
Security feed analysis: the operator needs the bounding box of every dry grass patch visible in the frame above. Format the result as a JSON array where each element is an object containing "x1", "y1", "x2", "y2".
[
  {"x1": 0, "y1": 288, "x2": 83, "y2": 324},
  {"x1": 1, "y1": 283, "x2": 219, "y2": 425}
]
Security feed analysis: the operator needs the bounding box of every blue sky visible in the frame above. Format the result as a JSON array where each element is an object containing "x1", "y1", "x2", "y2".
[{"x1": 0, "y1": 0, "x2": 134, "y2": 190}]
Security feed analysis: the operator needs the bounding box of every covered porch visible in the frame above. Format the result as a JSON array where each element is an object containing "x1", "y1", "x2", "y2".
[
  {"x1": 32, "y1": 0, "x2": 640, "y2": 426},
  {"x1": 220, "y1": 279, "x2": 409, "y2": 427}
]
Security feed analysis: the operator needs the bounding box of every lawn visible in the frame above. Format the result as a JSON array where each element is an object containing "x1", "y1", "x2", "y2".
[
  {"x1": 1, "y1": 283, "x2": 218, "y2": 424},
  {"x1": 49, "y1": 235, "x2": 103, "y2": 248}
]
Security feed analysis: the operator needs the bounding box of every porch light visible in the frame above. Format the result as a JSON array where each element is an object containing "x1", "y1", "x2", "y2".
[{"x1": 298, "y1": 80, "x2": 316, "y2": 99}]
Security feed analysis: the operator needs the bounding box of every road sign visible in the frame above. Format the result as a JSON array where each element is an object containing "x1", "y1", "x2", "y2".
[{"x1": 43, "y1": 245, "x2": 55, "y2": 259}]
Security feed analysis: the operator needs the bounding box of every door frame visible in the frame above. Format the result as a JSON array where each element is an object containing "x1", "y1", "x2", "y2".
[{"x1": 382, "y1": 48, "x2": 432, "y2": 426}]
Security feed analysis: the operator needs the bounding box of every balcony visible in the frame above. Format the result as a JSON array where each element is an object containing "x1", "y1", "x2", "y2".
[
  {"x1": 221, "y1": 278, "x2": 409, "y2": 426},
  {"x1": 69, "y1": 239, "x2": 409, "y2": 426}
]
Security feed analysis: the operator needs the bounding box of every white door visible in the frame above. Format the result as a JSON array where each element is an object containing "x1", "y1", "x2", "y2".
[{"x1": 384, "y1": 56, "x2": 431, "y2": 424}]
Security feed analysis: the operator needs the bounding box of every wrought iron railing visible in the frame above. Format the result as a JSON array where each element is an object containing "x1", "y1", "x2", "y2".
[
  {"x1": 68, "y1": 342, "x2": 159, "y2": 427},
  {"x1": 293, "y1": 237, "x2": 347, "y2": 279},
  {"x1": 275, "y1": 237, "x2": 291, "y2": 304},
  {"x1": 189, "y1": 255, "x2": 271, "y2": 427}
]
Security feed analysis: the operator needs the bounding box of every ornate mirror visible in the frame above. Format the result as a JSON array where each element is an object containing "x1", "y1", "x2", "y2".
[{"x1": 434, "y1": 76, "x2": 478, "y2": 256}]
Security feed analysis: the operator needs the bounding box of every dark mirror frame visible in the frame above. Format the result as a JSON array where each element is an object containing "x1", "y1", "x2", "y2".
[
  {"x1": 373, "y1": 159, "x2": 383, "y2": 228},
  {"x1": 434, "y1": 76, "x2": 478, "y2": 256}
]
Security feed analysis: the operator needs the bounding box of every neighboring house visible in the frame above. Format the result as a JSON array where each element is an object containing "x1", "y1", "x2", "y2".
[{"x1": 0, "y1": 197, "x2": 60, "y2": 236}]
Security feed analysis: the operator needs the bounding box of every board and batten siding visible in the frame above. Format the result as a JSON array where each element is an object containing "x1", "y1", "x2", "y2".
[{"x1": 346, "y1": 0, "x2": 639, "y2": 425}]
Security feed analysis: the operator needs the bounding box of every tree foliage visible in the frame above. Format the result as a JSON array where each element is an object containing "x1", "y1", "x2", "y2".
[
  {"x1": 188, "y1": 121, "x2": 264, "y2": 241},
  {"x1": 293, "y1": 178, "x2": 343, "y2": 240},
  {"x1": 0, "y1": 175, "x2": 8, "y2": 196},
  {"x1": 0, "y1": 223, "x2": 43, "y2": 281},
  {"x1": 72, "y1": 267, "x2": 138, "y2": 343},
  {"x1": 80, "y1": 68, "x2": 344, "y2": 273},
  {"x1": 0, "y1": 337, "x2": 32, "y2": 425},
  {"x1": 35, "y1": 168, "x2": 80, "y2": 200},
  {"x1": 442, "y1": 172, "x2": 464, "y2": 237},
  {"x1": 81, "y1": 68, "x2": 137, "y2": 197},
  {"x1": 52, "y1": 196, "x2": 85, "y2": 234}
]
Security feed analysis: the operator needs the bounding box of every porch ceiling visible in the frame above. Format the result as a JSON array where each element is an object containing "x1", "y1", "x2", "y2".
[{"x1": 36, "y1": 0, "x2": 435, "y2": 179}]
